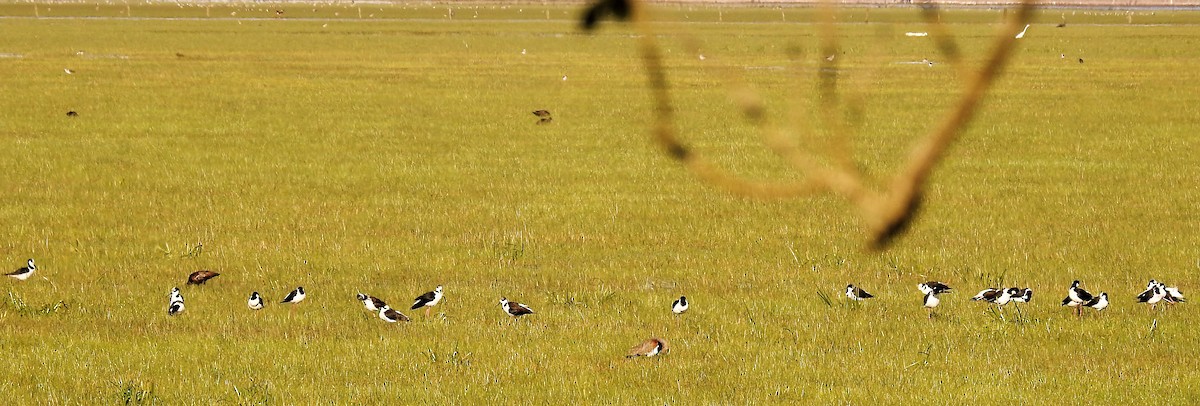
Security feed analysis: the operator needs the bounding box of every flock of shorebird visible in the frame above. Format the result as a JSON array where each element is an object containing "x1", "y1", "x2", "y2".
[
  {"x1": 845, "y1": 278, "x2": 1186, "y2": 319},
  {"x1": 6, "y1": 258, "x2": 1187, "y2": 357}
]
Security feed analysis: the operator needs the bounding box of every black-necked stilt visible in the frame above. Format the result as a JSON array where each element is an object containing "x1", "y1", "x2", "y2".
[
  {"x1": 1163, "y1": 284, "x2": 1185, "y2": 304},
  {"x1": 6, "y1": 259, "x2": 36, "y2": 281},
  {"x1": 972, "y1": 288, "x2": 1001, "y2": 302},
  {"x1": 500, "y1": 297, "x2": 534, "y2": 318},
  {"x1": 672, "y1": 296, "x2": 689, "y2": 314},
  {"x1": 1085, "y1": 292, "x2": 1109, "y2": 311},
  {"x1": 1012, "y1": 288, "x2": 1033, "y2": 304},
  {"x1": 281, "y1": 287, "x2": 306, "y2": 305},
  {"x1": 845, "y1": 285, "x2": 873, "y2": 301},
  {"x1": 1136, "y1": 283, "x2": 1166, "y2": 311},
  {"x1": 626, "y1": 337, "x2": 668, "y2": 358},
  {"x1": 995, "y1": 288, "x2": 1018, "y2": 307},
  {"x1": 918, "y1": 281, "x2": 952, "y2": 295},
  {"x1": 187, "y1": 270, "x2": 219, "y2": 285},
  {"x1": 1067, "y1": 280, "x2": 1093, "y2": 317},
  {"x1": 379, "y1": 305, "x2": 410, "y2": 322},
  {"x1": 248, "y1": 292, "x2": 264, "y2": 310},
  {"x1": 357, "y1": 293, "x2": 386, "y2": 312},
  {"x1": 411, "y1": 285, "x2": 443, "y2": 317},
  {"x1": 168, "y1": 287, "x2": 184, "y2": 316}
]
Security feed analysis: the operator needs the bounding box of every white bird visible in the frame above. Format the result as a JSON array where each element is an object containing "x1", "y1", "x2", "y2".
[
  {"x1": 672, "y1": 296, "x2": 689, "y2": 313},
  {"x1": 168, "y1": 287, "x2": 184, "y2": 316},
  {"x1": 561, "y1": 75, "x2": 567, "y2": 81},
  {"x1": 170, "y1": 286, "x2": 183, "y2": 303},
  {"x1": 521, "y1": 48, "x2": 526, "y2": 55},
  {"x1": 6, "y1": 259, "x2": 36, "y2": 280},
  {"x1": 248, "y1": 292, "x2": 264, "y2": 310},
  {"x1": 64, "y1": 68, "x2": 75, "y2": 75},
  {"x1": 281, "y1": 286, "x2": 306, "y2": 304},
  {"x1": 1015, "y1": 24, "x2": 1031, "y2": 39}
]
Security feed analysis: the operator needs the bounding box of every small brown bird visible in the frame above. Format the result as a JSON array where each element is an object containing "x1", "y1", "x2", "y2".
[
  {"x1": 532, "y1": 110, "x2": 553, "y2": 125},
  {"x1": 187, "y1": 270, "x2": 220, "y2": 285},
  {"x1": 626, "y1": 337, "x2": 669, "y2": 358},
  {"x1": 66, "y1": 111, "x2": 78, "y2": 117}
]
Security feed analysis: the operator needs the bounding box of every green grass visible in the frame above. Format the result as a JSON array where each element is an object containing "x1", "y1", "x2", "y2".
[{"x1": 2, "y1": 2, "x2": 1200, "y2": 403}]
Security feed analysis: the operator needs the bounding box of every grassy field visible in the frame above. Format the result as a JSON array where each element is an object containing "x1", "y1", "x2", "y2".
[{"x1": 2, "y1": 2, "x2": 1200, "y2": 403}]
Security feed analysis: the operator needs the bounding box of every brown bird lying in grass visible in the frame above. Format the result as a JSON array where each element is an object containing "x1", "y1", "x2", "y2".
[
  {"x1": 500, "y1": 297, "x2": 534, "y2": 318},
  {"x1": 532, "y1": 109, "x2": 552, "y2": 125},
  {"x1": 187, "y1": 270, "x2": 219, "y2": 285},
  {"x1": 626, "y1": 338, "x2": 668, "y2": 358}
]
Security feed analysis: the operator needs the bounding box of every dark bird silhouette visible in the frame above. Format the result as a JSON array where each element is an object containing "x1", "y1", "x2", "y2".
[
  {"x1": 187, "y1": 270, "x2": 220, "y2": 285},
  {"x1": 66, "y1": 111, "x2": 78, "y2": 117}
]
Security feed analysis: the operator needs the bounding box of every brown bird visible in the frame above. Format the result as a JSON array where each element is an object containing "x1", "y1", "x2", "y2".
[
  {"x1": 187, "y1": 270, "x2": 220, "y2": 285},
  {"x1": 626, "y1": 337, "x2": 669, "y2": 358},
  {"x1": 532, "y1": 110, "x2": 553, "y2": 125},
  {"x1": 66, "y1": 111, "x2": 78, "y2": 117}
]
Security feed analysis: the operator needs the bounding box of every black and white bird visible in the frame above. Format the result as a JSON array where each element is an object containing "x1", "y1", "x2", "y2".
[
  {"x1": 994, "y1": 288, "x2": 1018, "y2": 307},
  {"x1": 845, "y1": 285, "x2": 873, "y2": 301},
  {"x1": 6, "y1": 258, "x2": 36, "y2": 281},
  {"x1": 500, "y1": 297, "x2": 534, "y2": 318},
  {"x1": 378, "y1": 305, "x2": 410, "y2": 323},
  {"x1": 1136, "y1": 283, "x2": 1166, "y2": 310},
  {"x1": 972, "y1": 288, "x2": 1002, "y2": 302},
  {"x1": 248, "y1": 292, "x2": 264, "y2": 310},
  {"x1": 411, "y1": 285, "x2": 443, "y2": 317},
  {"x1": 1012, "y1": 288, "x2": 1033, "y2": 304},
  {"x1": 1162, "y1": 283, "x2": 1186, "y2": 304},
  {"x1": 1066, "y1": 280, "x2": 1093, "y2": 317},
  {"x1": 281, "y1": 286, "x2": 306, "y2": 304},
  {"x1": 168, "y1": 287, "x2": 185, "y2": 316},
  {"x1": 1085, "y1": 292, "x2": 1109, "y2": 311},
  {"x1": 918, "y1": 282, "x2": 951, "y2": 319},
  {"x1": 357, "y1": 293, "x2": 386, "y2": 312},
  {"x1": 672, "y1": 296, "x2": 689, "y2": 314},
  {"x1": 626, "y1": 337, "x2": 668, "y2": 358},
  {"x1": 918, "y1": 281, "x2": 952, "y2": 295}
]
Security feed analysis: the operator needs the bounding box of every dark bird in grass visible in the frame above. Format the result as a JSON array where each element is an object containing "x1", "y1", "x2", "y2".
[
  {"x1": 357, "y1": 293, "x2": 386, "y2": 312},
  {"x1": 187, "y1": 270, "x2": 219, "y2": 285},
  {"x1": 1079, "y1": 58, "x2": 1085, "y2": 64},
  {"x1": 175, "y1": 52, "x2": 186, "y2": 58},
  {"x1": 6, "y1": 259, "x2": 36, "y2": 281},
  {"x1": 411, "y1": 285, "x2": 443, "y2": 317},
  {"x1": 248, "y1": 292, "x2": 264, "y2": 310},
  {"x1": 626, "y1": 337, "x2": 668, "y2": 358},
  {"x1": 672, "y1": 296, "x2": 689, "y2": 314},
  {"x1": 581, "y1": 0, "x2": 632, "y2": 31},
  {"x1": 533, "y1": 110, "x2": 553, "y2": 125},
  {"x1": 66, "y1": 111, "x2": 78, "y2": 117},
  {"x1": 1057, "y1": 22, "x2": 1067, "y2": 28},
  {"x1": 379, "y1": 305, "x2": 410, "y2": 323},
  {"x1": 281, "y1": 286, "x2": 306, "y2": 304},
  {"x1": 500, "y1": 297, "x2": 534, "y2": 318},
  {"x1": 845, "y1": 285, "x2": 873, "y2": 301}
]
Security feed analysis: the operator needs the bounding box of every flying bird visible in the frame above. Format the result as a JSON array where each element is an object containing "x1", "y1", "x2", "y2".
[
  {"x1": 845, "y1": 285, "x2": 873, "y2": 301},
  {"x1": 357, "y1": 293, "x2": 387, "y2": 312},
  {"x1": 379, "y1": 305, "x2": 410, "y2": 322},
  {"x1": 500, "y1": 297, "x2": 534, "y2": 318},
  {"x1": 626, "y1": 337, "x2": 668, "y2": 358},
  {"x1": 187, "y1": 270, "x2": 219, "y2": 285},
  {"x1": 672, "y1": 296, "x2": 689, "y2": 314},
  {"x1": 281, "y1": 286, "x2": 306, "y2": 304},
  {"x1": 411, "y1": 285, "x2": 443, "y2": 317},
  {"x1": 248, "y1": 292, "x2": 264, "y2": 310},
  {"x1": 6, "y1": 259, "x2": 36, "y2": 281},
  {"x1": 1015, "y1": 24, "x2": 1031, "y2": 39}
]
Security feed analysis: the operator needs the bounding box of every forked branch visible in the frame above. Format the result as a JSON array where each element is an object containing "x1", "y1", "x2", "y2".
[{"x1": 584, "y1": 0, "x2": 1035, "y2": 250}]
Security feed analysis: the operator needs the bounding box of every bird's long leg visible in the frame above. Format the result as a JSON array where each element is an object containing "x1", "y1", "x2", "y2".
[
  {"x1": 426, "y1": 307, "x2": 432, "y2": 318},
  {"x1": 997, "y1": 305, "x2": 1005, "y2": 321}
]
